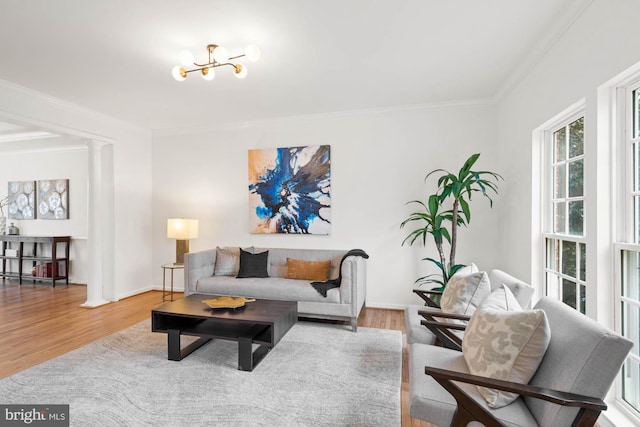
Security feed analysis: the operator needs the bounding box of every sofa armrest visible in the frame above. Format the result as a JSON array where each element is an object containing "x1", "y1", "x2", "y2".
[
  {"x1": 339, "y1": 255, "x2": 367, "y2": 317},
  {"x1": 184, "y1": 249, "x2": 217, "y2": 296}
]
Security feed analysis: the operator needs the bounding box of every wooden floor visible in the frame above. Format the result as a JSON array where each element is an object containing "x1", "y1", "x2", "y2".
[{"x1": 0, "y1": 281, "x2": 434, "y2": 427}]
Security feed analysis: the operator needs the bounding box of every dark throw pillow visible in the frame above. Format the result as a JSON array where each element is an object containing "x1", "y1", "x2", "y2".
[{"x1": 236, "y1": 248, "x2": 269, "y2": 278}]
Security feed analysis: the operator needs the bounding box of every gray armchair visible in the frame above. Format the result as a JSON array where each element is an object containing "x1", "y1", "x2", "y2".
[
  {"x1": 404, "y1": 269, "x2": 535, "y2": 345},
  {"x1": 409, "y1": 297, "x2": 633, "y2": 426}
]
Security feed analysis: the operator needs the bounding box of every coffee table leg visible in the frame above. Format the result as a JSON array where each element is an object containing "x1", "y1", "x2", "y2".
[
  {"x1": 167, "y1": 329, "x2": 211, "y2": 361},
  {"x1": 238, "y1": 337, "x2": 253, "y2": 371},
  {"x1": 168, "y1": 329, "x2": 182, "y2": 361},
  {"x1": 238, "y1": 338, "x2": 271, "y2": 372}
]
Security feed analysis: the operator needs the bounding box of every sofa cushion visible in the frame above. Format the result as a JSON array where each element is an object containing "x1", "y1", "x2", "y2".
[
  {"x1": 462, "y1": 298, "x2": 551, "y2": 408},
  {"x1": 195, "y1": 276, "x2": 341, "y2": 303},
  {"x1": 409, "y1": 343, "x2": 538, "y2": 427},
  {"x1": 440, "y1": 271, "x2": 491, "y2": 320},
  {"x1": 404, "y1": 304, "x2": 437, "y2": 345},
  {"x1": 286, "y1": 258, "x2": 331, "y2": 281},
  {"x1": 237, "y1": 249, "x2": 269, "y2": 278}
]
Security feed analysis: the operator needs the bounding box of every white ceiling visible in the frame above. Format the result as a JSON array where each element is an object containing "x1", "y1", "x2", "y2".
[{"x1": 0, "y1": 0, "x2": 591, "y2": 135}]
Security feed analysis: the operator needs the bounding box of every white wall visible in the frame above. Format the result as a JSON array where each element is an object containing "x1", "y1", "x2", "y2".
[
  {"x1": 152, "y1": 102, "x2": 501, "y2": 308},
  {"x1": 0, "y1": 145, "x2": 89, "y2": 283},
  {"x1": 495, "y1": 0, "x2": 640, "y2": 288},
  {"x1": 494, "y1": 4, "x2": 640, "y2": 424},
  {"x1": 0, "y1": 81, "x2": 153, "y2": 301}
]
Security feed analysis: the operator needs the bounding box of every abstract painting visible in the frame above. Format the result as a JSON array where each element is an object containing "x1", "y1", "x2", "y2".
[
  {"x1": 7, "y1": 181, "x2": 35, "y2": 220},
  {"x1": 37, "y1": 179, "x2": 69, "y2": 219},
  {"x1": 248, "y1": 145, "x2": 331, "y2": 234}
]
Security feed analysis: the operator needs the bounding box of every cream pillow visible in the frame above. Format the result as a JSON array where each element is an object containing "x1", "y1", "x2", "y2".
[
  {"x1": 479, "y1": 284, "x2": 521, "y2": 311},
  {"x1": 462, "y1": 293, "x2": 551, "y2": 408},
  {"x1": 440, "y1": 271, "x2": 491, "y2": 319},
  {"x1": 452, "y1": 262, "x2": 479, "y2": 277}
]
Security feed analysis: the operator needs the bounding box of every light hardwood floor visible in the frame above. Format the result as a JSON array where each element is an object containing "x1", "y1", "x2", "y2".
[{"x1": 0, "y1": 282, "x2": 434, "y2": 427}]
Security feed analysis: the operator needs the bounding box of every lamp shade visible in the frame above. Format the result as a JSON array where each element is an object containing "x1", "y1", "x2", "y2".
[{"x1": 167, "y1": 218, "x2": 199, "y2": 239}]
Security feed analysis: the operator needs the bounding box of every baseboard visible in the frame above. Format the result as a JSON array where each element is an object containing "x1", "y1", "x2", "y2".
[
  {"x1": 115, "y1": 285, "x2": 185, "y2": 301},
  {"x1": 364, "y1": 301, "x2": 406, "y2": 310},
  {"x1": 151, "y1": 285, "x2": 185, "y2": 292}
]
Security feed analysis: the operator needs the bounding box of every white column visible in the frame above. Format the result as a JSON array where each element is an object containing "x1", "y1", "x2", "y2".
[{"x1": 81, "y1": 140, "x2": 113, "y2": 307}]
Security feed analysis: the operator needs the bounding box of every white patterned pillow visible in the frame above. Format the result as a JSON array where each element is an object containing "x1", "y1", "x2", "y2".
[
  {"x1": 462, "y1": 300, "x2": 551, "y2": 408},
  {"x1": 440, "y1": 271, "x2": 491, "y2": 319},
  {"x1": 453, "y1": 262, "x2": 479, "y2": 277}
]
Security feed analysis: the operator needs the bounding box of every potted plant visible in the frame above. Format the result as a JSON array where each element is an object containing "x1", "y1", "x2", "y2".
[{"x1": 401, "y1": 153, "x2": 502, "y2": 294}]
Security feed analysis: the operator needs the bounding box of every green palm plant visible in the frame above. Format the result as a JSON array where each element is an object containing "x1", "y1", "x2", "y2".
[
  {"x1": 401, "y1": 153, "x2": 502, "y2": 291},
  {"x1": 428, "y1": 153, "x2": 502, "y2": 267},
  {"x1": 400, "y1": 194, "x2": 466, "y2": 288}
]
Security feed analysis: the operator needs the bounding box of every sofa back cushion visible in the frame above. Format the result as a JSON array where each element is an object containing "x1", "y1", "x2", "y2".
[
  {"x1": 255, "y1": 247, "x2": 344, "y2": 279},
  {"x1": 526, "y1": 297, "x2": 633, "y2": 426}
]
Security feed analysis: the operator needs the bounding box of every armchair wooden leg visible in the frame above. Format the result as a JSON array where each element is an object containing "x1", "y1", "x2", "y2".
[{"x1": 571, "y1": 408, "x2": 601, "y2": 427}]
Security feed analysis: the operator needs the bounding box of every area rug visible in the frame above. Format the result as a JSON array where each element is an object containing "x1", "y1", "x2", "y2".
[{"x1": 0, "y1": 321, "x2": 401, "y2": 426}]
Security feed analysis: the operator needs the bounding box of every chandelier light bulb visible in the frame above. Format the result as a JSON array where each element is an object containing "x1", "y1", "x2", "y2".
[
  {"x1": 212, "y1": 46, "x2": 229, "y2": 64},
  {"x1": 201, "y1": 67, "x2": 215, "y2": 80},
  {"x1": 179, "y1": 50, "x2": 194, "y2": 66},
  {"x1": 172, "y1": 43, "x2": 258, "y2": 82},
  {"x1": 234, "y1": 64, "x2": 248, "y2": 79},
  {"x1": 245, "y1": 44, "x2": 261, "y2": 62},
  {"x1": 171, "y1": 65, "x2": 187, "y2": 81}
]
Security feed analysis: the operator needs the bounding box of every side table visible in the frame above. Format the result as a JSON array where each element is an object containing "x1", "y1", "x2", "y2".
[{"x1": 161, "y1": 263, "x2": 184, "y2": 302}]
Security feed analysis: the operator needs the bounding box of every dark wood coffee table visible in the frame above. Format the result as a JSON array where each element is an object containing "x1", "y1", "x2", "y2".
[{"x1": 151, "y1": 294, "x2": 297, "y2": 371}]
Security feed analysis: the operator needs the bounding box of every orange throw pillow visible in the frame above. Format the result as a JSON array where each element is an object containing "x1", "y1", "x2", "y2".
[{"x1": 286, "y1": 258, "x2": 331, "y2": 281}]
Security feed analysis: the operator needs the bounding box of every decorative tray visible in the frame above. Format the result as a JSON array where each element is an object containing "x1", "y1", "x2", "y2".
[{"x1": 202, "y1": 296, "x2": 256, "y2": 309}]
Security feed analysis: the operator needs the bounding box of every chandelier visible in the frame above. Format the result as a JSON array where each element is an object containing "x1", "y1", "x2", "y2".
[{"x1": 171, "y1": 43, "x2": 260, "y2": 81}]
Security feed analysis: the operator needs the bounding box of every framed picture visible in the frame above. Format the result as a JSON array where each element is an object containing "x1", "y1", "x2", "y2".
[
  {"x1": 37, "y1": 179, "x2": 69, "y2": 220},
  {"x1": 248, "y1": 145, "x2": 331, "y2": 234},
  {"x1": 7, "y1": 181, "x2": 35, "y2": 220}
]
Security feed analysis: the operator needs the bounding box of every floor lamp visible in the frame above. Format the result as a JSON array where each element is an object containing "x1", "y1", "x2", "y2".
[{"x1": 167, "y1": 218, "x2": 199, "y2": 265}]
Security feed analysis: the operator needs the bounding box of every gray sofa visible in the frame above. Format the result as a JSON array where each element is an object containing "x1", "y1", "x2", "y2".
[{"x1": 184, "y1": 246, "x2": 367, "y2": 331}]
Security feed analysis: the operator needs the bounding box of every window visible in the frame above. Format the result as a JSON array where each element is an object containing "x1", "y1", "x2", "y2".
[
  {"x1": 544, "y1": 116, "x2": 586, "y2": 313},
  {"x1": 619, "y1": 83, "x2": 640, "y2": 413}
]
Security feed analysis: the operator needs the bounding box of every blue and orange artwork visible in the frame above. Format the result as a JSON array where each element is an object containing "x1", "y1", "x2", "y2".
[{"x1": 248, "y1": 145, "x2": 331, "y2": 234}]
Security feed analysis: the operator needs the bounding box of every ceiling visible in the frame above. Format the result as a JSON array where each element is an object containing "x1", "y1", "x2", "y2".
[{"x1": 0, "y1": 0, "x2": 591, "y2": 136}]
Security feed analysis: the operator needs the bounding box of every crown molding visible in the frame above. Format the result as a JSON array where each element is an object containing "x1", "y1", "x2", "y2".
[
  {"x1": 0, "y1": 79, "x2": 147, "y2": 142},
  {"x1": 0, "y1": 143, "x2": 87, "y2": 156}
]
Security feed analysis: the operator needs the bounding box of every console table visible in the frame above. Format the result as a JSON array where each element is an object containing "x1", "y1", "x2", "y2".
[{"x1": 0, "y1": 235, "x2": 71, "y2": 287}]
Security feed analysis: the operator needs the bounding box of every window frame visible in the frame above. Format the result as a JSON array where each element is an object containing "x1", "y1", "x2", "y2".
[
  {"x1": 596, "y1": 61, "x2": 640, "y2": 426},
  {"x1": 540, "y1": 109, "x2": 587, "y2": 312},
  {"x1": 612, "y1": 79, "x2": 640, "y2": 417}
]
